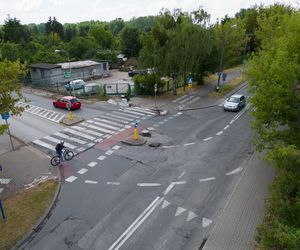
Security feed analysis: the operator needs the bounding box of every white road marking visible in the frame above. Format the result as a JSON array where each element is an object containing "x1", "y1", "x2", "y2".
[
  {"x1": 171, "y1": 181, "x2": 186, "y2": 185},
  {"x1": 175, "y1": 207, "x2": 186, "y2": 216},
  {"x1": 158, "y1": 121, "x2": 164, "y2": 125},
  {"x1": 178, "y1": 171, "x2": 186, "y2": 179},
  {"x1": 107, "y1": 182, "x2": 120, "y2": 185},
  {"x1": 88, "y1": 161, "x2": 98, "y2": 167},
  {"x1": 179, "y1": 96, "x2": 194, "y2": 104},
  {"x1": 65, "y1": 176, "x2": 77, "y2": 183},
  {"x1": 226, "y1": 167, "x2": 243, "y2": 176},
  {"x1": 0, "y1": 178, "x2": 11, "y2": 184},
  {"x1": 229, "y1": 120, "x2": 235, "y2": 124},
  {"x1": 122, "y1": 109, "x2": 146, "y2": 116},
  {"x1": 163, "y1": 181, "x2": 186, "y2": 195},
  {"x1": 147, "y1": 127, "x2": 155, "y2": 131},
  {"x1": 199, "y1": 177, "x2": 216, "y2": 182},
  {"x1": 161, "y1": 200, "x2": 171, "y2": 209},
  {"x1": 162, "y1": 145, "x2": 176, "y2": 149},
  {"x1": 105, "y1": 113, "x2": 132, "y2": 122},
  {"x1": 105, "y1": 150, "x2": 114, "y2": 155},
  {"x1": 202, "y1": 217, "x2": 213, "y2": 228},
  {"x1": 94, "y1": 118, "x2": 124, "y2": 128},
  {"x1": 216, "y1": 131, "x2": 223, "y2": 136},
  {"x1": 64, "y1": 128, "x2": 96, "y2": 140},
  {"x1": 113, "y1": 111, "x2": 139, "y2": 119},
  {"x1": 97, "y1": 155, "x2": 106, "y2": 161},
  {"x1": 85, "y1": 180, "x2": 98, "y2": 184},
  {"x1": 76, "y1": 147, "x2": 85, "y2": 153},
  {"x1": 163, "y1": 119, "x2": 169, "y2": 122},
  {"x1": 72, "y1": 126, "x2": 104, "y2": 137},
  {"x1": 127, "y1": 107, "x2": 156, "y2": 115},
  {"x1": 187, "y1": 211, "x2": 198, "y2": 222},
  {"x1": 154, "y1": 124, "x2": 159, "y2": 127},
  {"x1": 203, "y1": 137, "x2": 213, "y2": 142},
  {"x1": 108, "y1": 196, "x2": 163, "y2": 250},
  {"x1": 177, "y1": 112, "x2": 183, "y2": 115},
  {"x1": 32, "y1": 139, "x2": 55, "y2": 151},
  {"x1": 0, "y1": 188, "x2": 3, "y2": 193},
  {"x1": 89, "y1": 121, "x2": 120, "y2": 131},
  {"x1": 137, "y1": 183, "x2": 161, "y2": 187},
  {"x1": 173, "y1": 94, "x2": 188, "y2": 103},
  {"x1": 184, "y1": 142, "x2": 195, "y2": 146},
  {"x1": 78, "y1": 168, "x2": 88, "y2": 174},
  {"x1": 54, "y1": 132, "x2": 87, "y2": 145},
  {"x1": 224, "y1": 125, "x2": 229, "y2": 130},
  {"x1": 112, "y1": 145, "x2": 120, "y2": 150},
  {"x1": 85, "y1": 121, "x2": 116, "y2": 133},
  {"x1": 44, "y1": 136, "x2": 77, "y2": 150},
  {"x1": 169, "y1": 117, "x2": 174, "y2": 119},
  {"x1": 185, "y1": 96, "x2": 201, "y2": 105}
]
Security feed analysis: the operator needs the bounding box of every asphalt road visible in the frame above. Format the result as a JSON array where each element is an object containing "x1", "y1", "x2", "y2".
[{"x1": 21, "y1": 88, "x2": 254, "y2": 250}]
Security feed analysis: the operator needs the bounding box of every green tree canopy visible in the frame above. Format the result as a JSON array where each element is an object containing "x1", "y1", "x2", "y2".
[{"x1": 120, "y1": 27, "x2": 142, "y2": 58}]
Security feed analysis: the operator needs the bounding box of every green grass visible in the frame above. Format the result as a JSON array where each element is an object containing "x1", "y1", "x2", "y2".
[
  {"x1": 0, "y1": 180, "x2": 57, "y2": 249},
  {"x1": 210, "y1": 74, "x2": 246, "y2": 97}
]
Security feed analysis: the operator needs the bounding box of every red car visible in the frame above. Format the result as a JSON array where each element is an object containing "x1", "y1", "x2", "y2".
[{"x1": 53, "y1": 96, "x2": 81, "y2": 110}]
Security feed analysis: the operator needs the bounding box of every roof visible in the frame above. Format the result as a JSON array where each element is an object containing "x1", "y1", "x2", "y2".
[
  {"x1": 231, "y1": 94, "x2": 244, "y2": 98},
  {"x1": 29, "y1": 63, "x2": 61, "y2": 69},
  {"x1": 61, "y1": 96, "x2": 77, "y2": 100},
  {"x1": 57, "y1": 60, "x2": 103, "y2": 70}
]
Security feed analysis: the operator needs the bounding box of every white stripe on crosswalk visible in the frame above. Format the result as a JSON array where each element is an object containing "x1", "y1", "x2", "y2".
[
  {"x1": 105, "y1": 113, "x2": 133, "y2": 122},
  {"x1": 185, "y1": 96, "x2": 201, "y2": 105},
  {"x1": 72, "y1": 126, "x2": 104, "y2": 137},
  {"x1": 173, "y1": 95, "x2": 188, "y2": 103},
  {"x1": 31, "y1": 107, "x2": 41, "y2": 114},
  {"x1": 44, "y1": 136, "x2": 77, "y2": 149},
  {"x1": 87, "y1": 120, "x2": 120, "y2": 131},
  {"x1": 126, "y1": 107, "x2": 156, "y2": 115},
  {"x1": 101, "y1": 114, "x2": 130, "y2": 124},
  {"x1": 32, "y1": 139, "x2": 55, "y2": 151},
  {"x1": 81, "y1": 122, "x2": 115, "y2": 134},
  {"x1": 121, "y1": 109, "x2": 146, "y2": 116},
  {"x1": 64, "y1": 128, "x2": 96, "y2": 140},
  {"x1": 179, "y1": 96, "x2": 194, "y2": 104},
  {"x1": 54, "y1": 132, "x2": 87, "y2": 145},
  {"x1": 94, "y1": 118, "x2": 125, "y2": 128},
  {"x1": 113, "y1": 111, "x2": 139, "y2": 119}
]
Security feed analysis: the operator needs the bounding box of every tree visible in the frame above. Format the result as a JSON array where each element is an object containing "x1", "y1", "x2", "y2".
[
  {"x1": 64, "y1": 24, "x2": 78, "y2": 42},
  {"x1": 2, "y1": 16, "x2": 29, "y2": 43},
  {"x1": 0, "y1": 42, "x2": 21, "y2": 61},
  {"x1": 45, "y1": 17, "x2": 64, "y2": 39},
  {"x1": 88, "y1": 25, "x2": 114, "y2": 49},
  {"x1": 109, "y1": 18, "x2": 125, "y2": 36},
  {"x1": 67, "y1": 36, "x2": 95, "y2": 60},
  {"x1": 120, "y1": 27, "x2": 142, "y2": 58},
  {"x1": 0, "y1": 59, "x2": 26, "y2": 135}
]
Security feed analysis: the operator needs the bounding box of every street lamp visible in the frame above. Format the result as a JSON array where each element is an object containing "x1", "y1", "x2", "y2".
[{"x1": 216, "y1": 24, "x2": 237, "y2": 92}]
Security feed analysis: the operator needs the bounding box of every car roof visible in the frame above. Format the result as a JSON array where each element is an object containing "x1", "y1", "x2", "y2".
[
  {"x1": 71, "y1": 79, "x2": 84, "y2": 83},
  {"x1": 85, "y1": 83, "x2": 99, "y2": 86},
  {"x1": 230, "y1": 94, "x2": 244, "y2": 98},
  {"x1": 62, "y1": 96, "x2": 76, "y2": 100}
]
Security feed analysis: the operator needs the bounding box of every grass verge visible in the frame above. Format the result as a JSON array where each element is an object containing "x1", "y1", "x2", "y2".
[
  {"x1": 209, "y1": 74, "x2": 246, "y2": 98},
  {"x1": 0, "y1": 180, "x2": 57, "y2": 249}
]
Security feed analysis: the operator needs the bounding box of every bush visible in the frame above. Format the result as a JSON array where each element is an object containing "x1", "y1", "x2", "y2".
[{"x1": 133, "y1": 73, "x2": 166, "y2": 95}]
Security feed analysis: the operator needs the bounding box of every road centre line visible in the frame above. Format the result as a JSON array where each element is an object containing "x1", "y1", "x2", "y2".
[
  {"x1": 88, "y1": 162, "x2": 98, "y2": 167},
  {"x1": 203, "y1": 137, "x2": 213, "y2": 142},
  {"x1": 78, "y1": 168, "x2": 88, "y2": 174},
  {"x1": 137, "y1": 183, "x2": 161, "y2": 187},
  {"x1": 178, "y1": 171, "x2": 186, "y2": 179},
  {"x1": 183, "y1": 142, "x2": 195, "y2": 146},
  {"x1": 224, "y1": 125, "x2": 229, "y2": 130},
  {"x1": 97, "y1": 155, "x2": 106, "y2": 161},
  {"x1": 163, "y1": 181, "x2": 186, "y2": 195},
  {"x1": 199, "y1": 177, "x2": 216, "y2": 182},
  {"x1": 107, "y1": 182, "x2": 120, "y2": 185},
  {"x1": 216, "y1": 131, "x2": 223, "y2": 136},
  {"x1": 85, "y1": 180, "x2": 98, "y2": 184},
  {"x1": 162, "y1": 145, "x2": 176, "y2": 149},
  {"x1": 108, "y1": 196, "x2": 163, "y2": 250},
  {"x1": 229, "y1": 120, "x2": 235, "y2": 124}
]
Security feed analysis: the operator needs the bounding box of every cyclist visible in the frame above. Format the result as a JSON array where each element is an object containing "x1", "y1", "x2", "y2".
[{"x1": 55, "y1": 141, "x2": 65, "y2": 161}]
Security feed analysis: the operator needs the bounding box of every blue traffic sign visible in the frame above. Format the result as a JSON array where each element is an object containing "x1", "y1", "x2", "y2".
[{"x1": 1, "y1": 112, "x2": 9, "y2": 121}]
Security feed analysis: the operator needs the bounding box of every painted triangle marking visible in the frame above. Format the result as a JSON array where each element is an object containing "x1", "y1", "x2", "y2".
[
  {"x1": 186, "y1": 211, "x2": 198, "y2": 222},
  {"x1": 202, "y1": 217, "x2": 213, "y2": 228},
  {"x1": 161, "y1": 200, "x2": 171, "y2": 209},
  {"x1": 175, "y1": 207, "x2": 186, "y2": 217}
]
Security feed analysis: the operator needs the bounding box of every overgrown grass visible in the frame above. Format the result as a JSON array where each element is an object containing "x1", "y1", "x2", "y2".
[
  {"x1": 0, "y1": 180, "x2": 57, "y2": 249},
  {"x1": 210, "y1": 74, "x2": 246, "y2": 97}
]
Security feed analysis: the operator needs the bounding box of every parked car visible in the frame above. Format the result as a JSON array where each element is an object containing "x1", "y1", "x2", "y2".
[
  {"x1": 53, "y1": 96, "x2": 81, "y2": 110},
  {"x1": 65, "y1": 79, "x2": 86, "y2": 91},
  {"x1": 128, "y1": 69, "x2": 147, "y2": 77},
  {"x1": 223, "y1": 94, "x2": 246, "y2": 111},
  {"x1": 83, "y1": 83, "x2": 100, "y2": 95}
]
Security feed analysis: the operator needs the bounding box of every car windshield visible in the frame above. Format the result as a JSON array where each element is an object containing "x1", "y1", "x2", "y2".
[
  {"x1": 71, "y1": 98, "x2": 78, "y2": 103},
  {"x1": 228, "y1": 97, "x2": 240, "y2": 103}
]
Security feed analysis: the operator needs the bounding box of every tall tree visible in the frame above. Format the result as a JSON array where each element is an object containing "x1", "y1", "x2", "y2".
[
  {"x1": 0, "y1": 59, "x2": 26, "y2": 135},
  {"x1": 120, "y1": 27, "x2": 142, "y2": 58},
  {"x1": 88, "y1": 25, "x2": 114, "y2": 49},
  {"x1": 2, "y1": 16, "x2": 29, "y2": 43},
  {"x1": 45, "y1": 17, "x2": 64, "y2": 39},
  {"x1": 109, "y1": 18, "x2": 125, "y2": 36}
]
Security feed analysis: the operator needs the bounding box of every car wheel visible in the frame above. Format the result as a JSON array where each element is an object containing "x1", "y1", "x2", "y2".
[{"x1": 53, "y1": 103, "x2": 57, "y2": 108}]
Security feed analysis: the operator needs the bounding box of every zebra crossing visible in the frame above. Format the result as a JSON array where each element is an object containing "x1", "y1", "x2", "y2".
[
  {"x1": 16, "y1": 101, "x2": 65, "y2": 123},
  {"x1": 32, "y1": 107, "x2": 157, "y2": 155},
  {"x1": 172, "y1": 95, "x2": 201, "y2": 109}
]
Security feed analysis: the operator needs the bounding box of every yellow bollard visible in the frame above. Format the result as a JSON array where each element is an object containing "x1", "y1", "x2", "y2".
[
  {"x1": 69, "y1": 111, "x2": 73, "y2": 121},
  {"x1": 133, "y1": 128, "x2": 138, "y2": 140},
  {"x1": 188, "y1": 83, "x2": 193, "y2": 88}
]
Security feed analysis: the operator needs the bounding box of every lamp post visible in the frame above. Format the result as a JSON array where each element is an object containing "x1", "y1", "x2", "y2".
[
  {"x1": 216, "y1": 24, "x2": 237, "y2": 92},
  {"x1": 55, "y1": 49, "x2": 74, "y2": 96}
]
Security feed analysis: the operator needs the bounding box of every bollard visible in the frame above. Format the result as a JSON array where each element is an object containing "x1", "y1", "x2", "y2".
[
  {"x1": 133, "y1": 128, "x2": 138, "y2": 140},
  {"x1": 69, "y1": 111, "x2": 73, "y2": 121}
]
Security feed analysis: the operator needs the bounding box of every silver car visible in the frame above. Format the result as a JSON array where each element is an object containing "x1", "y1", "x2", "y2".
[{"x1": 223, "y1": 94, "x2": 246, "y2": 111}]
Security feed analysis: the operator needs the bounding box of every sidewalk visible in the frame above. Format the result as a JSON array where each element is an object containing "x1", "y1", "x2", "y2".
[
  {"x1": 0, "y1": 135, "x2": 58, "y2": 199},
  {"x1": 202, "y1": 151, "x2": 275, "y2": 250}
]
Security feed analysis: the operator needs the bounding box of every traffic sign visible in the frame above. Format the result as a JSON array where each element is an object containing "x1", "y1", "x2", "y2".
[
  {"x1": 64, "y1": 71, "x2": 72, "y2": 78},
  {"x1": 1, "y1": 112, "x2": 9, "y2": 121},
  {"x1": 154, "y1": 83, "x2": 157, "y2": 92}
]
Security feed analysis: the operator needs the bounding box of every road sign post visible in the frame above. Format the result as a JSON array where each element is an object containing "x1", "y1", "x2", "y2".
[
  {"x1": 0, "y1": 199, "x2": 6, "y2": 222},
  {"x1": 154, "y1": 83, "x2": 157, "y2": 110},
  {"x1": 1, "y1": 112, "x2": 14, "y2": 151}
]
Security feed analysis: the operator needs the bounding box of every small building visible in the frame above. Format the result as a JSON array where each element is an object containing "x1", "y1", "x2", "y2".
[{"x1": 29, "y1": 60, "x2": 109, "y2": 86}]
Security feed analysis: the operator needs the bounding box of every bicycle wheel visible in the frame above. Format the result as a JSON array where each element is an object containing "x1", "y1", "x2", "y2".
[
  {"x1": 51, "y1": 156, "x2": 61, "y2": 166},
  {"x1": 64, "y1": 150, "x2": 74, "y2": 161}
]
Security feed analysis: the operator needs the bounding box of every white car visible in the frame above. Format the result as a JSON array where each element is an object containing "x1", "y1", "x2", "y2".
[{"x1": 223, "y1": 94, "x2": 246, "y2": 111}]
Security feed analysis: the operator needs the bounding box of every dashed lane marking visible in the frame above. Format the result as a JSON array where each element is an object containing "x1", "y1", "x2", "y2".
[
  {"x1": 88, "y1": 162, "x2": 98, "y2": 168},
  {"x1": 137, "y1": 183, "x2": 161, "y2": 187},
  {"x1": 226, "y1": 167, "x2": 243, "y2": 176},
  {"x1": 85, "y1": 180, "x2": 98, "y2": 184},
  {"x1": 203, "y1": 137, "x2": 213, "y2": 142},
  {"x1": 78, "y1": 168, "x2": 88, "y2": 174},
  {"x1": 199, "y1": 177, "x2": 216, "y2": 182},
  {"x1": 65, "y1": 176, "x2": 77, "y2": 183},
  {"x1": 97, "y1": 155, "x2": 106, "y2": 161}
]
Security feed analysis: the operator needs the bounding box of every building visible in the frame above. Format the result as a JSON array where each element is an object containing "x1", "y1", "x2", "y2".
[{"x1": 29, "y1": 60, "x2": 109, "y2": 86}]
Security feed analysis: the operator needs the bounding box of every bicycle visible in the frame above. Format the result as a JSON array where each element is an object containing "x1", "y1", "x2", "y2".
[{"x1": 50, "y1": 148, "x2": 74, "y2": 166}]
